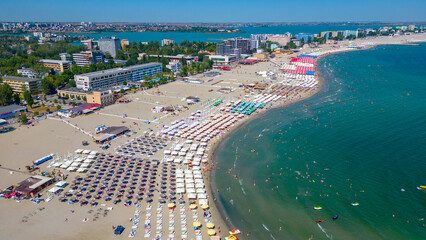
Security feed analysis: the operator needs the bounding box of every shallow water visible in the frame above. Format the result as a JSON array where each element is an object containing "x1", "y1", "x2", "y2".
[{"x1": 213, "y1": 43, "x2": 426, "y2": 239}]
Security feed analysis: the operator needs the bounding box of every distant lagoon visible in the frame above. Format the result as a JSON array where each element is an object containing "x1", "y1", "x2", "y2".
[{"x1": 69, "y1": 25, "x2": 391, "y2": 43}]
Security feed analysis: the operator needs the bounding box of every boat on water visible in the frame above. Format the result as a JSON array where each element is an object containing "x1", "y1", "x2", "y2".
[
  {"x1": 351, "y1": 202, "x2": 359, "y2": 206},
  {"x1": 229, "y1": 228, "x2": 241, "y2": 235},
  {"x1": 418, "y1": 186, "x2": 426, "y2": 190},
  {"x1": 314, "y1": 206, "x2": 322, "y2": 210},
  {"x1": 316, "y1": 219, "x2": 324, "y2": 223},
  {"x1": 332, "y1": 215, "x2": 339, "y2": 220}
]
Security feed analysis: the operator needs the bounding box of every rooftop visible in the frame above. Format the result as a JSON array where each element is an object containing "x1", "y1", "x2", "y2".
[
  {"x1": 0, "y1": 104, "x2": 27, "y2": 116},
  {"x1": 125, "y1": 62, "x2": 162, "y2": 70},
  {"x1": 2, "y1": 75, "x2": 41, "y2": 82},
  {"x1": 40, "y1": 59, "x2": 72, "y2": 64},
  {"x1": 58, "y1": 87, "x2": 92, "y2": 94},
  {"x1": 76, "y1": 67, "x2": 129, "y2": 77},
  {"x1": 95, "y1": 126, "x2": 129, "y2": 142},
  {"x1": 17, "y1": 175, "x2": 53, "y2": 190}
]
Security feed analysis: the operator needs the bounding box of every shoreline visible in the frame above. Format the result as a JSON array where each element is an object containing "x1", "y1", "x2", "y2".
[
  {"x1": 205, "y1": 38, "x2": 426, "y2": 238},
  {"x1": 1, "y1": 33, "x2": 425, "y2": 240},
  {"x1": 206, "y1": 58, "x2": 325, "y2": 238}
]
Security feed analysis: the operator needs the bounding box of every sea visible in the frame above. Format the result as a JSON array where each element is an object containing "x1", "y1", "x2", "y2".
[
  {"x1": 211, "y1": 43, "x2": 426, "y2": 239},
  {"x1": 69, "y1": 25, "x2": 390, "y2": 43}
]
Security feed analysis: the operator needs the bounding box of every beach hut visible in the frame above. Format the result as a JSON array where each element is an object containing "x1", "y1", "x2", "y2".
[
  {"x1": 187, "y1": 188, "x2": 196, "y2": 194},
  {"x1": 196, "y1": 188, "x2": 205, "y2": 194},
  {"x1": 176, "y1": 188, "x2": 185, "y2": 194},
  {"x1": 82, "y1": 149, "x2": 91, "y2": 155},
  {"x1": 48, "y1": 186, "x2": 61, "y2": 193},
  {"x1": 199, "y1": 199, "x2": 208, "y2": 205}
]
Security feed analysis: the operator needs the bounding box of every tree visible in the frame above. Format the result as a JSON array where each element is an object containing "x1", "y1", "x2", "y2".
[
  {"x1": 40, "y1": 78, "x2": 56, "y2": 94},
  {"x1": 54, "y1": 99, "x2": 58, "y2": 103},
  {"x1": 120, "y1": 89, "x2": 125, "y2": 94},
  {"x1": 123, "y1": 81, "x2": 127, "y2": 86},
  {"x1": 32, "y1": 64, "x2": 49, "y2": 79},
  {"x1": 284, "y1": 42, "x2": 297, "y2": 49},
  {"x1": 56, "y1": 105, "x2": 61, "y2": 110},
  {"x1": 20, "y1": 114, "x2": 28, "y2": 124},
  {"x1": 76, "y1": 96, "x2": 81, "y2": 100},
  {"x1": 143, "y1": 74, "x2": 152, "y2": 82},
  {"x1": 34, "y1": 111, "x2": 39, "y2": 116},
  {"x1": 72, "y1": 102, "x2": 76, "y2": 107},
  {"x1": 62, "y1": 99, "x2": 66, "y2": 104},
  {"x1": 23, "y1": 89, "x2": 34, "y2": 108},
  {"x1": 46, "y1": 108, "x2": 50, "y2": 112},
  {"x1": 178, "y1": 65, "x2": 189, "y2": 77},
  {"x1": 66, "y1": 79, "x2": 76, "y2": 88},
  {"x1": 82, "y1": 96, "x2": 87, "y2": 101},
  {"x1": 13, "y1": 93, "x2": 20, "y2": 105},
  {"x1": 116, "y1": 50, "x2": 126, "y2": 60},
  {"x1": 0, "y1": 83, "x2": 13, "y2": 106}
]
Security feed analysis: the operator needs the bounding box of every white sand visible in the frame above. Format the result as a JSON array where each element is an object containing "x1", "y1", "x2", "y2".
[{"x1": 0, "y1": 33, "x2": 425, "y2": 240}]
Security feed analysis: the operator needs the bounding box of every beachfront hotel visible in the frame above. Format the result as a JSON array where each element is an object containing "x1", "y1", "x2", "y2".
[
  {"x1": 1, "y1": 75, "x2": 41, "y2": 94},
  {"x1": 126, "y1": 62, "x2": 163, "y2": 82},
  {"x1": 75, "y1": 62, "x2": 162, "y2": 91},
  {"x1": 40, "y1": 59, "x2": 72, "y2": 73},
  {"x1": 75, "y1": 68, "x2": 131, "y2": 91},
  {"x1": 72, "y1": 51, "x2": 105, "y2": 67}
]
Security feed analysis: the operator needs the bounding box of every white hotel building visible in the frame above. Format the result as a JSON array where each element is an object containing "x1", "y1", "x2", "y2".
[{"x1": 75, "y1": 62, "x2": 162, "y2": 91}]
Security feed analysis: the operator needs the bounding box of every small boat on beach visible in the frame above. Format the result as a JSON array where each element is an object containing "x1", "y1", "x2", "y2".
[
  {"x1": 351, "y1": 202, "x2": 359, "y2": 206},
  {"x1": 332, "y1": 215, "x2": 339, "y2": 220},
  {"x1": 316, "y1": 219, "x2": 324, "y2": 223},
  {"x1": 314, "y1": 206, "x2": 322, "y2": 210}
]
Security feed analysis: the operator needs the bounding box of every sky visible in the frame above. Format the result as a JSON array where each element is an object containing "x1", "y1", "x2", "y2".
[{"x1": 0, "y1": 0, "x2": 425, "y2": 23}]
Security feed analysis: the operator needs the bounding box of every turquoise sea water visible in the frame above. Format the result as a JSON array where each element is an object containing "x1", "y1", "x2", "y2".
[
  {"x1": 70, "y1": 25, "x2": 389, "y2": 43},
  {"x1": 212, "y1": 43, "x2": 426, "y2": 239}
]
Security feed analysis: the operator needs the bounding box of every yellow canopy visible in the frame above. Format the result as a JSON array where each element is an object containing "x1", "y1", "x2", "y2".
[
  {"x1": 207, "y1": 229, "x2": 216, "y2": 235},
  {"x1": 167, "y1": 203, "x2": 175, "y2": 208},
  {"x1": 189, "y1": 204, "x2": 197, "y2": 209},
  {"x1": 206, "y1": 222, "x2": 215, "y2": 228},
  {"x1": 201, "y1": 204, "x2": 209, "y2": 209},
  {"x1": 193, "y1": 222, "x2": 202, "y2": 227}
]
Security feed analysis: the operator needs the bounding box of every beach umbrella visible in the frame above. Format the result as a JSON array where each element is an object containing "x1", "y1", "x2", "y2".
[
  {"x1": 206, "y1": 223, "x2": 214, "y2": 229},
  {"x1": 189, "y1": 204, "x2": 197, "y2": 210},
  {"x1": 193, "y1": 222, "x2": 201, "y2": 227},
  {"x1": 201, "y1": 204, "x2": 209, "y2": 210},
  {"x1": 167, "y1": 203, "x2": 175, "y2": 209},
  {"x1": 207, "y1": 229, "x2": 216, "y2": 236}
]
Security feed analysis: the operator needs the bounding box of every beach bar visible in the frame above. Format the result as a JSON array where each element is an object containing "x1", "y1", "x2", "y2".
[{"x1": 14, "y1": 175, "x2": 54, "y2": 197}]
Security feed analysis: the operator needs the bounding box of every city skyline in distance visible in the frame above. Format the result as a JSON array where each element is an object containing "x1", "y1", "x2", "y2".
[{"x1": 1, "y1": 0, "x2": 425, "y2": 23}]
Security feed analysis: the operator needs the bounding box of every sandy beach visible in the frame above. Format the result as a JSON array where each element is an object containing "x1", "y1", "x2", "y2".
[{"x1": 1, "y1": 32, "x2": 425, "y2": 240}]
